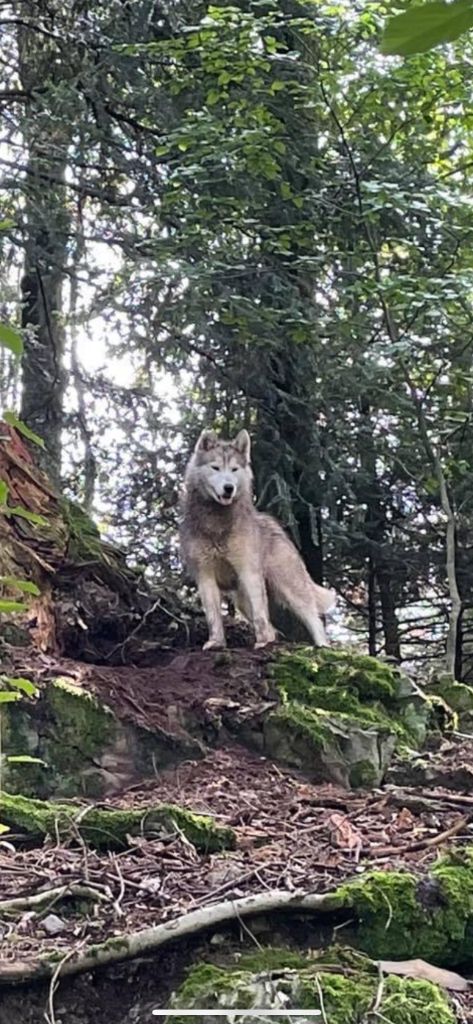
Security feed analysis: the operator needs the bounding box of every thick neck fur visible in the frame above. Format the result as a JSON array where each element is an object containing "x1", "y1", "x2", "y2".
[{"x1": 181, "y1": 478, "x2": 254, "y2": 541}]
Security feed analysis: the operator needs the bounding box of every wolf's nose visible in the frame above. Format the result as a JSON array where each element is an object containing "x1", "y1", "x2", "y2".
[{"x1": 223, "y1": 483, "x2": 234, "y2": 497}]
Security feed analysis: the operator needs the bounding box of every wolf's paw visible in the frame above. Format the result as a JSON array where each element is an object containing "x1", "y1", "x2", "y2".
[
  {"x1": 203, "y1": 638, "x2": 226, "y2": 651},
  {"x1": 254, "y1": 632, "x2": 277, "y2": 649}
]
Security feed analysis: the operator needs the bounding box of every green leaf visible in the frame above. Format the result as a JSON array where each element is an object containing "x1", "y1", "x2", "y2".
[
  {"x1": 381, "y1": 0, "x2": 473, "y2": 56},
  {"x1": 0, "y1": 823, "x2": 10, "y2": 835},
  {"x1": 0, "y1": 691, "x2": 23, "y2": 702},
  {"x1": 0, "y1": 219, "x2": 15, "y2": 231},
  {"x1": 0, "y1": 480, "x2": 8, "y2": 505},
  {"x1": 8, "y1": 506, "x2": 48, "y2": 526},
  {"x1": 0, "y1": 323, "x2": 23, "y2": 357},
  {"x1": 0, "y1": 599, "x2": 26, "y2": 613},
  {"x1": 6, "y1": 755, "x2": 46, "y2": 765},
  {"x1": 3, "y1": 411, "x2": 45, "y2": 448},
  {"x1": 3, "y1": 677, "x2": 38, "y2": 697},
  {"x1": 0, "y1": 577, "x2": 40, "y2": 596}
]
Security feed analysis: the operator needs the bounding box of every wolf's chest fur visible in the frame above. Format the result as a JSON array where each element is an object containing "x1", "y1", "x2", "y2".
[{"x1": 181, "y1": 497, "x2": 255, "y2": 591}]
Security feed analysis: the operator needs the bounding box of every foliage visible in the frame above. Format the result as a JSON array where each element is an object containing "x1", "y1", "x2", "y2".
[
  {"x1": 1, "y1": 0, "x2": 473, "y2": 675},
  {"x1": 0, "y1": 325, "x2": 22, "y2": 358},
  {"x1": 382, "y1": 0, "x2": 473, "y2": 56}
]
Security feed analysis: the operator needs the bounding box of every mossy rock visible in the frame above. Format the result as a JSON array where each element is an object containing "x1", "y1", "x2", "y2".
[
  {"x1": 338, "y1": 848, "x2": 473, "y2": 966},
  {"x1": 0, "y1": 791, "x2": 235, "y2": 852},
  {"x1": 169, "y1": 947, "x2": 455, "y2": 1024},
  {"x1": 2, "y1": 647, "x2": 438, "y2": 798},
  {"x1": 427, "y1": 672, "x2": 473, "y2": 728},
  {"x1": 1, "y1": 676, "x2": 203, "y2": 799},
  {"x1": 259, "y1": 647, "x2": 431, "y2": 787}
]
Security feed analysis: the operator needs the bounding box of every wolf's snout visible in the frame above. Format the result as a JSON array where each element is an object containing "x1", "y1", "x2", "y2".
[{"x1": 223, "y1": 483, "x2": 235, "y2": 498}]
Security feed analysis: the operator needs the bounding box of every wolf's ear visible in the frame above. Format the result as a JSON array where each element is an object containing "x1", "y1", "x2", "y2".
[
  {"x1": 194, "y1": 429, "x2": 217, "y2": 453},
  {"x1": 234, "y1": 429, "x2": 251, "y2": 462}
]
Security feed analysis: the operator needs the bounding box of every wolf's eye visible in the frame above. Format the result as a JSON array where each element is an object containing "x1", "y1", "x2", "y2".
[
  {"x1": 211, "y1": 465, "x2": 219, "y2": 471},
  {"x1": 231, "y1": 467, "x2": 238, "y2": 472}
]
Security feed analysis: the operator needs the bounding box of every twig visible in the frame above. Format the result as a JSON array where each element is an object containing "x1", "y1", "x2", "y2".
[
  {"x1": 111, "y1": 856, "x2": 126, "y2": 918},
  {"x1": 0, "y1": 883, "x2": 109, "y2": 915},
  {"x1": 363, "y1": 965, "x2": 385, "y2": 1021},
  {"x1": 46, "y1": 945, "x2": 83, "y2": 1024},
  {"x1": 194, "y1": 869, "x2": 259, "y2": 906},
  {"x1": 314, "y1": 975, "x2": 328, "y2": 1024},
  {"x1": 368, "y1": 813, "x2": 473, "y2": 859},
  {"x1": 105, "y1": 597, "x2": 170, "y2": 662}
]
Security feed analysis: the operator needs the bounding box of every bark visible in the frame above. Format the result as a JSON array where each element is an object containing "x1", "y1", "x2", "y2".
[
  {"x1": 0, "y1": 422, "x2": 204, "y2": 662},
  {"x1": 359, "y1": 398, "x2": 401, "y2": 660},
  {"x1": 367, "y1": 554, "x2": 377, "y2": 657},
  {"x1": 405, "y1": 382, "x2": 462, "y2": 679},
  {"x1": 378, "y1": 565, "x2": 402, "y2": 660}
]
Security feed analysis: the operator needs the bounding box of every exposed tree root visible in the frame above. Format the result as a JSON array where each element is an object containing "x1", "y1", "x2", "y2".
[{"x1": 0, "y1": 889, "x2": 343, "y2": 985}]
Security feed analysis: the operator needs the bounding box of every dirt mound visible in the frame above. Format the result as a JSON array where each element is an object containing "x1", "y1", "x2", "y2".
[{"x1": 84, "y1": 648, "x2": 272, "y2": 735}]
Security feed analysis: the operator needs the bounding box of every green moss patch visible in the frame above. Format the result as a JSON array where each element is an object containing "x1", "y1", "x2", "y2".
[
  {"x1": 272, "y1": 647, "x2": 416, "y2": 737},
  {"x1": 170, "y1": 947, "x2": 455, "y2": 1024},
  {"x1": 261, "y1": 647, "x2": 434, "y2": 786},
  {"x1": 338, "y1": 849, "x2": 473, "y2": 965},
  {"x1": 428, "y1": 672, "x2": 473, "y2": 716},
  {"x1": 60, "y1": 499, "x2": 108, "y2": 564},
  {"x1": 47, "y1": 677, "x2": 117, "y2": 767},
  {"x1": 0, "y1": 792, "x2": 235, "y2": 852},
  {"x1": 60, "y1": 498, "x2": 134, "y2": 581}
]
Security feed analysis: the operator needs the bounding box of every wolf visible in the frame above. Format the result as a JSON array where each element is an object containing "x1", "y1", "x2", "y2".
[{"x1": 179, "y1": 428, "x2": 336, "y2": 650}]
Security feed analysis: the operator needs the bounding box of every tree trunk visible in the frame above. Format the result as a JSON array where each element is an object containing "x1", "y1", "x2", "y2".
[
  {"x1": 377, "y1": 565, "x2": 401, "y2": 660},
  {"x1": 16, "y1": 10, "x2": 71, "y2": 485},
  {"x1": 0, "y1": 422, "x2": 206, "y2": 663},
  {"x1": 367, "y1": 555, "x2": 377, "y2": 657}
]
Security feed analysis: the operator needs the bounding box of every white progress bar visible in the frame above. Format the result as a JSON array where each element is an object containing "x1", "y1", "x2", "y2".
[{"x1": 152, "y1": 1012, "x2": 321, "y2": 1017}]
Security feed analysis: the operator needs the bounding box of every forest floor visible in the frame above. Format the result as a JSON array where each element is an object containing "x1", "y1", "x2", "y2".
[{"x1": 2, "y1": 648, "x2": 473, "y2": 1021}]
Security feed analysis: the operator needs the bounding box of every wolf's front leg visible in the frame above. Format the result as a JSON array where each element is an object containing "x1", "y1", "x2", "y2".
[
  {"x1": 197, "y1": 573, "x2": 226, "y2": 650},
  {"x1": 238, "y1": 571, "x2": 276, "y2": 648}
]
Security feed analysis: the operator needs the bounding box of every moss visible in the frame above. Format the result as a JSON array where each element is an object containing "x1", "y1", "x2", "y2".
[
  {"x1": 0, "y1": 792, "x2": 235, "y2": 852},
  {"x1": 429, "y1": 674, "x2": 473, "y2": 713},
  {"x1": 237, "y1": 948, "x2": 309, "y2": 972},
  {"x1": 381, "y1": 976, "x2": 455, "y2": 1024},
  {"x1": 263, "y1": 695, "x2": 395, "y2": 788},
  {"x1": 156, "y1": 804, "x2": 236, "y2": 852},
  {"x1": 1, "y1": 702, "x2": 51, "y2": 798},
  {"x1": 270, "y1": 647, "x2": 420, "y2": 744},
  {"x1": 170, "y1": 947, "x2": 455, "y2": 1024},
  {"x1": 59, "y1": 498, "x2": 107, "y2": 563},
  {"x1": 273, "y1": 647, "x2": 399, "y2": 705},
  {"x1": 349, "y1": 759, "x2": 379, "y2": 788},
  {"x1": 338, "y1": 850, "x2": 473, "y2": 965},
  {"x1": 267, "y1": 704, "x2": 327, "y2": 751},
  {"x1": 45, "y1": 677, "x2": 116, "y2": 783},
  {"x1": 174, "y1": 963, "x2": 243, "y2": 1009},
  {"x1": 300, "y1": 972, "x2": 455, "y2": 1024},
  {"x1": 298, "y1": 971, "x2": 375, "y2": 1022}
]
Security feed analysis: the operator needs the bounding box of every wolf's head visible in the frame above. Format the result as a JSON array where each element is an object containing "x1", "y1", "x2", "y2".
[{"x1": 185, "y1": 429, "x2": 252, "y2": 507}]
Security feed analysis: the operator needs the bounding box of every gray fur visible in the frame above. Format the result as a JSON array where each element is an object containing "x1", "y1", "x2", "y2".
[{"x1": 179, "y1": 429, "x2": 336, "y2": 650}]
